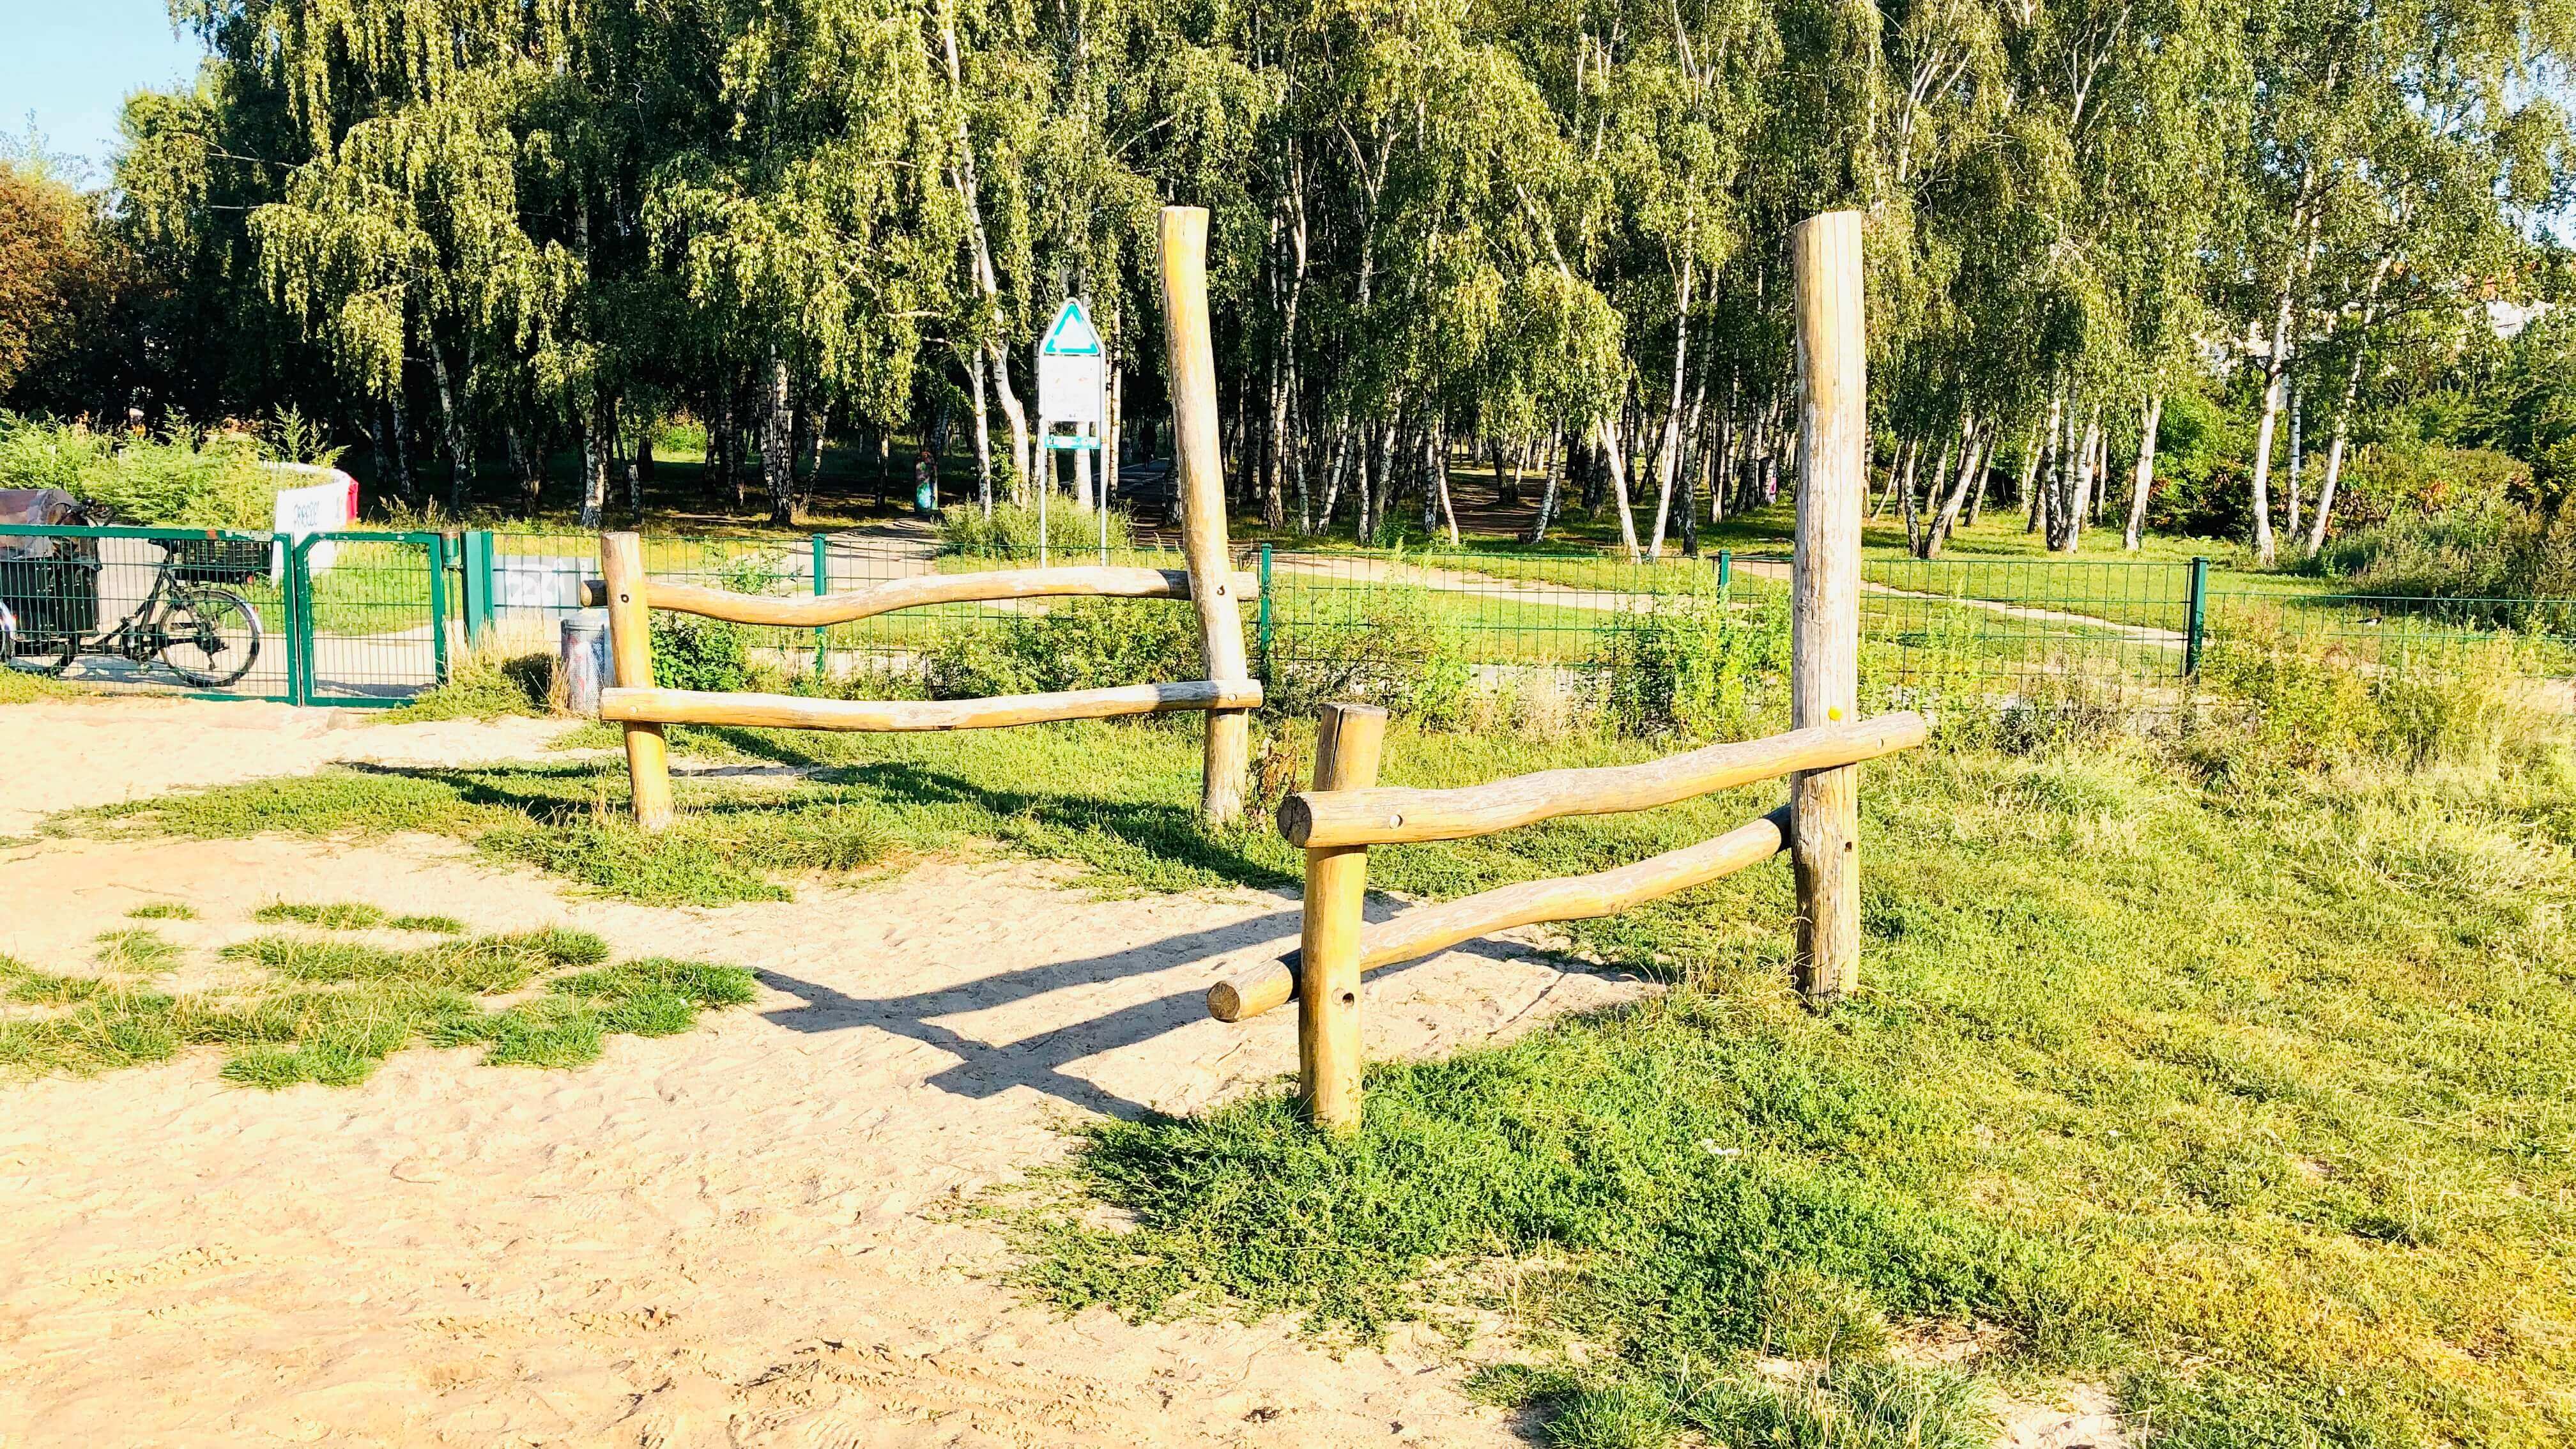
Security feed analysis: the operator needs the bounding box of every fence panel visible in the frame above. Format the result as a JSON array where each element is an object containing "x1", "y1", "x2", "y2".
[
  {"x1": 464, "y1": 528, "x2": 1204, "y2": 686},
  {"x1": 295, "y1": 531, "x2": 451, "y2": 706},
  {"x1": 13, "y1": 519, "x2": 2572, "y2": 718},
  {"x1": 1, "y1": 524, "x2": 289, "y2": 702}
]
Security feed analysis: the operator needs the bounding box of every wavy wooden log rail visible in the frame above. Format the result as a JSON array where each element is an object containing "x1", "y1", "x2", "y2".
[
  {"x1": 578, "y1": 566, "x2": 1257, "y2": 627},
  {"x1": 1208, "y1": 805, "x2": 1793, "y2": 1023},
  {"x1": 602, "y1": 678, "x2": 1261, "y2": 733},
  {"x1": 1275, "y1": 713, "x2": 1926, "y2": 850}
]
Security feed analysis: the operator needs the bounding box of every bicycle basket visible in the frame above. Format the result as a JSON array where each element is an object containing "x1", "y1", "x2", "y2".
[
  {"x1": 163, "y1": 536, "x2": 273, "y2": 583},
  {"x1": 0, "y1": 548, "x2": 101, "y2": 641}
]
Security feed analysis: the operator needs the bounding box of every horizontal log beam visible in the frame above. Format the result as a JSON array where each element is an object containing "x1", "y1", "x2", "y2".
[
  {"x1": 1276, "y1": 712, "x2": 1926, "y2": 848},
  {"x1": 1208, "y1": 806, "x2": 1791, "y2": 1023},
  {"x1": 578, "y1": 567, "x2": 1257, "y2": 627},
  {"x1": 601, "y1": 679, "x2": 1262, "y2": 733}
]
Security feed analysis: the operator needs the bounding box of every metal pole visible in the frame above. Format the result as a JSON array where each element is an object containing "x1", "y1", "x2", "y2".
[
  {"x1": 1717, "y1": 548, "x2": 1732, "y2": 592},
  {"x1": 1257, "y1": 543, "x2": 1274, "y2": 682},
  {"x1": 2184, "y1": 556, "x2": 2209, "y2": 677},
  {"x1": 811, "y1": 532, "x2": 829, "y2": 675},
  {"x1": 426, "y1": 532, "x2": 451, "y2": 686}
]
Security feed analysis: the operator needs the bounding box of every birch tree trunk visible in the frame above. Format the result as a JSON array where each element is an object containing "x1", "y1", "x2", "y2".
[
  {"x1": 1645, "y1": 261, "x2": 1694, "y2": 560},
  {"x1": 1529, "y1": 425, "x2": 1565, "y2": 542},
  {"x1": 2124, "y1": 391, "x2": 2163, "y2": 550},
  {"x1": 426, "y1": 334, "x2": 472, "y2": 514},
  {"x1": 763, "y1": 351, "x2": 795, "y2": 525}
]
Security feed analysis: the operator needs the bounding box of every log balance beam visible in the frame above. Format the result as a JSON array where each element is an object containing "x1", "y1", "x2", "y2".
[
  {"x1": 597, "y1": 203, "x2": 1260, "y2": 832},
  {"x1": 576, "y1": 566, "x2": 1259, "y2": 627},
  {"x1": 1208, "y1": 714, "x2": 1927, "y2": 1025},
  {"x1": 1230, "y1": 706, "x2": 1924, "y2": 1135},
  {"x1": 1229, "y1": 208, "x2": 1890, "y2": 1135}
]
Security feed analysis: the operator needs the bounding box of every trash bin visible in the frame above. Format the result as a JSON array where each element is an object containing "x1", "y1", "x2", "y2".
[{"x1": 560, "y1": 611, "x2": 611, "y2": 716}]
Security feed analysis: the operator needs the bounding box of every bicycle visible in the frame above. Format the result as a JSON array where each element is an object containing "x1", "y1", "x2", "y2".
[{"x1": 1, "y1": 535, "x2": 264, "y2": 688}]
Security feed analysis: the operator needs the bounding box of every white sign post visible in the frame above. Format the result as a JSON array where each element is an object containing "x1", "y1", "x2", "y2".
[{"x1": 1036, "y1": 299, "x2": 1110, "y2": 564}]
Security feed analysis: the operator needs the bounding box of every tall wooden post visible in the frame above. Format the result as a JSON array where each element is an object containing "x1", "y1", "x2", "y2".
[
  {"x1": 1299, "y1": 702, "x2": 1386, "y2": 1134},
  {"x1": 1159, "y1": 205, "x2": 1253, "y2": 824},
  {"x1": 599, "y1": 531, "x2": 673, "y2": 832},
  {"x1": 1790, "y1": 211, "x2": 1866, "y2": 1002}
]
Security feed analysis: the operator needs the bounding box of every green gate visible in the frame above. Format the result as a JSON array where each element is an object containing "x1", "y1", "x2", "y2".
[{"x1": 0, "y1": 524, "x2": 452, "y2": 705}]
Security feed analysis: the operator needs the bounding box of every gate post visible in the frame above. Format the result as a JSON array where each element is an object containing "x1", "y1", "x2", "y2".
[
  {"x1": 460, "y1": 530, "x2": 496, "y2": 646},
  {"x1": 425, "y1": 532, "x2": 452, "y2": 686},
  {"x1": 2184, "y1": 556, "x2": 2209, "y2": 677},
  {"x1": 1300, "y1": 702, "x2": 1387, "y2": 1135},
  {"x1": 1789, "y1": 210, "x2": 1866, "y2": 1006}
]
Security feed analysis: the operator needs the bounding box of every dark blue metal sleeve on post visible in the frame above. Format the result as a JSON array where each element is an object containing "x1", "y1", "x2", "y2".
[
  {"x1": 1257, "y1": 544, "x2": 1273, "y2": 683},
  {"x1": 2184, "y1": 556, "x2": 2209, "y2": 677},
  {"x1": 812, "y1": 532, "x2": 831, "y2": 673},
  {"x1": 427, "y1": 532, "x2": 451, "y2": 686}
]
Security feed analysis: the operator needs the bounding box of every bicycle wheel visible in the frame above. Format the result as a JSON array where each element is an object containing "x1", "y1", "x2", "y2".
[{"x1": 157, "y1": 586, "x2": 263, "y2": 688}]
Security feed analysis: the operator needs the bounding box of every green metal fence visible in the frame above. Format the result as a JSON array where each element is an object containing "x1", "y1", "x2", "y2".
[
  {"x1": 1, "y1": 525, "x2": 451, "y2": 705},
  {"x1": 10, "y1": 521, "x2": 2568, "y2": 717}
]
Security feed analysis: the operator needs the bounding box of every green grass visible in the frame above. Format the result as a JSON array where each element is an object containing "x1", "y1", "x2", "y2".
[
  {"x1": 0, "y1": 667, "x2": 75, "y2": 705},
  {"x1": 245, "y1": 901, "x2": 461, "y2": 933},
  {"x1": 253, "y1": 900, "x2": 390, "y2": 929},
  {"x1": 91, "y1": 928, "x2": 183, "y2": 972},
  {"x1": 376, "y1": 648, "x2": 555, "y2": 723},
  {"x1": 33, "y1": 654, "x2": 2576, "y2": 1440},
  {"x1": 125, "y1": 901, "x2": 195, "y2": 920},
  {"x1": 981, "y1": 728, "x2": 2576, "y2": 1446},
  {"x1": 1, "y1": 923, "x2": 751, "y2": 1088}
]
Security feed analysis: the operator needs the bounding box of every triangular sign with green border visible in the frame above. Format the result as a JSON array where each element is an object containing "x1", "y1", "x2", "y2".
[{"x1": 1039, "y1": 298, "x2": 1103, "y2": 356}]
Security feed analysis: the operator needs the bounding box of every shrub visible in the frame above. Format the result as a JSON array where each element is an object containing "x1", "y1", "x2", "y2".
[
  {"x1": 1267, "y1": 585, "x2": 1470, "y2": 726},
  {"x1": 0, "y1": 415, "x2": 277, "y2": 527},
  {"x1": 924, "y1": 595, "x2": 1202, "y2": 698},
  {"x1": 939, "y1": 499, "x2": 1133, "y2": 558},
  {"x1": 1594, "y1": 586, "x2": 1788, "y2": 739},
  {"x1": 2196, "y1": 628, "x2": 2536, "y2": 769},
  {"x1": 650, "y1": 613, "x2": 750, "y2": 692},
  {"x1": 2310, "y1": 496, "x2": 2576, "y2": 631},
  {"x1": 2331, "y1": 442, "x2": 2529, "y2": 531}
]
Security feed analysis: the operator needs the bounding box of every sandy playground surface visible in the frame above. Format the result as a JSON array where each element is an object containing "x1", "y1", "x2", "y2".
[
  {"x1": 0, "y1": 697, "x2": 1650, "y2": 1447},
  {"x1": 0, "y1": 697, "x2": 2123, "y2": 1448}
]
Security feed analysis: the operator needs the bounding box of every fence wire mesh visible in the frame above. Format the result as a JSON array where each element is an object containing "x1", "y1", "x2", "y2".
[
  {"x1": 1, "y1": 525, "x2": 449, "y2": 704},
  {"x1": 9, "y1": 522, "x2": 2570, "y2": 721}
]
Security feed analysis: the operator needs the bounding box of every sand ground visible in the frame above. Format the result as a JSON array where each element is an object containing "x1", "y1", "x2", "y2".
[
  {"x1": 0, "y1": 698, "x2": 1643, "y2": 1447},
  {"x1": 0, "y1": 696, "x2": 2122, "y2": 1448}
]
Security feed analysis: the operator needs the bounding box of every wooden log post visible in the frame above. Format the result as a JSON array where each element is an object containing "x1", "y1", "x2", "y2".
[
  {"x1": 1160, "y1": 205, "x2": 1253, "y2": 825},
  {"x1": 1299, "y1": 703, "x2": 1386, "y2": 1135},
  {"x1": 599, "y1": 531, "x2": 673, "y2": 833},
  {"x1": 1790, "y1": 211, "x2": 1867, "y2": 1002}
]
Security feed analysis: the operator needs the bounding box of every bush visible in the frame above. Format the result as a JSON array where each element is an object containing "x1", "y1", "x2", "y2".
[
  {"x1": 650, "y1": 613, "x2": 750, "y2": 692},
  {"x1": 381, "y1": 650, "x2": 555, "y2": 721},
  {"x1": 939, "y1": 499, "x2": 1133, "y2": 558},
  {"x1": 924, "y1": 596, "x2": 1202, "y2": 698},
  {"x1": 2312, "y1": 494, "x2": 2576, "y2": 629},
  {"x1": 1593, "y1": 586, "x2": 1788, "y2": 739},
  {"x1": 2331, "y1": 442, "x2": 2528, "y2": 531},
  {"x1": 0, "y1": 415, "x2": 277, "y2": 528},
  {"x1": 2196, "y1": 629, "x2": 2535, "y2": 769},
  {"x1": 1267, "y1": 585, "x2": 1470, "y2": 726}
]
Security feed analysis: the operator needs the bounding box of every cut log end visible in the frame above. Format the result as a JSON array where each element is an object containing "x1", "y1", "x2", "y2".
[{"x1": 1274, "y1": 794, "x2": 1315, "y2": 847}]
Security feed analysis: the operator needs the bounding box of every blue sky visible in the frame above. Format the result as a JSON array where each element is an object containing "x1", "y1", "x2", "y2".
[{"x1": 1, "y1": 0, "x2": 204, "y2": 182}]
